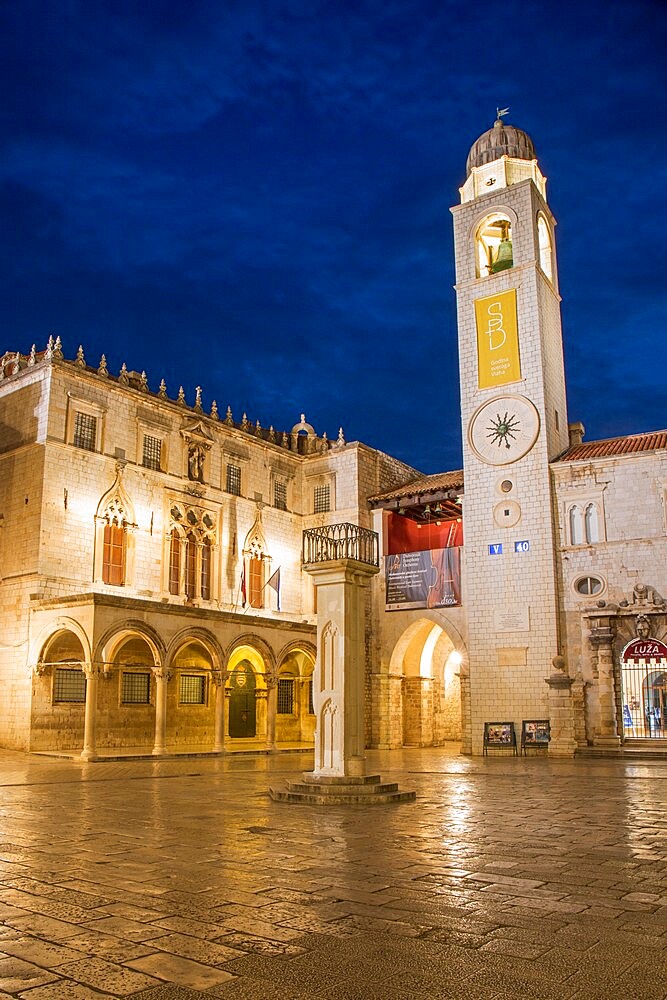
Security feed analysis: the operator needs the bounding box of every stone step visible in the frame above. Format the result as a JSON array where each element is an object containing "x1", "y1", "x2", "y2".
[
  {"x1": 286, "y1": 780, "x2": 399, "y2": 796},
  {"x1": 299, "y1": 773, "x2": 383, "y2": 785},
  {"x1": 269, "y1": 784, "x2": 416, "y2": 805}
]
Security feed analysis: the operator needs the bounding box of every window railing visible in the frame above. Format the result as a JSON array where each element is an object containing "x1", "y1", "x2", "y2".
[{"x1": 302, "y1": 522, "x2": 379, "y2": 568}]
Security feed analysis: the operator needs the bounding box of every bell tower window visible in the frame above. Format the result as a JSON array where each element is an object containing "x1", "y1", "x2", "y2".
[
  {"x1": 476, "y1": 213, "x2": 513, "y2": 277},
  {"x1": 538, "y1": 214, "x2": 553, "y2": 280}
]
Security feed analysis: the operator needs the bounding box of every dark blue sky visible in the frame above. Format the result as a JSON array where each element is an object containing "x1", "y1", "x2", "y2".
[{"x1": 2, "y1": 0, "x2": 666, "y2": 473}]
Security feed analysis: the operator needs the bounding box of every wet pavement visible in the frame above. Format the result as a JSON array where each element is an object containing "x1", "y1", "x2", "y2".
[{"x1": 0, "y1": 745, "x2": 666, "y2": 998}]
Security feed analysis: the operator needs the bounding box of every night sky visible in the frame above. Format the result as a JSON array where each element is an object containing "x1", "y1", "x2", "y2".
[{"x1": 2, "y1": 1, "x2": 666, "y2": 474}]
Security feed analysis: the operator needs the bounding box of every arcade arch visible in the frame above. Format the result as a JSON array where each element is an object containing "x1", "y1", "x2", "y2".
[{"x1": 389, "y1": 617, "x2": 464, "y2": 747}]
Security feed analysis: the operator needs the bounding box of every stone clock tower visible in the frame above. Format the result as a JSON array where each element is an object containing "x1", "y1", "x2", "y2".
[{"x1": 451, "y1": 117, "x2": 570, "y2": 753}]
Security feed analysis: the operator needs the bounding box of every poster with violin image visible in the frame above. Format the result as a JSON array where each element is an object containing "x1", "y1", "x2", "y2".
[{"x1": 385, "y1": 547, "x2": 461, "y2": 611}]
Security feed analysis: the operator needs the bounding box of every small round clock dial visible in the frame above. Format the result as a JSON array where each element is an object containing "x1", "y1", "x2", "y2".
[{"x1": 469, "y1": 394, "x2": 540, "y2": 466}]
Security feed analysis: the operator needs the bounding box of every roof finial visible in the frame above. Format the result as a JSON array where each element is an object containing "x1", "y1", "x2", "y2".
[{"x1": 496, "y1": 106, "x2": 510, "y2": 125}]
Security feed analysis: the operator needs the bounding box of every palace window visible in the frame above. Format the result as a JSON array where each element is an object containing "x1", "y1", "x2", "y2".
[
  {"x1": 169, "y1": 528, "x2": 181, "y2": 595},
  {"x1": 142, "y1": 434, "x2": 162, "y2": 471},
  {"x1": 248, "y1": 556, "x2": 263, "y2": 608},
  {"x1": 314, "y1": 484, "x2": 331, "y2": 514},
  {"x1": 121, "y1": 671, "x2": 151, "y2": 704},
  {"x1": 569, "y1": 505, "x2": 584, "y2": 546},
  {"x1": 475, "y1": 213, "x2": 513, "y2": 278},
  {"x1": 167, "y1": 505, "x2": 216, "y2": 602},
  {"x1": 574, "y1": 575, "x2": 605, "y2": 597},
  {"x1": 274, "y1": 479, "x2": 288, "y2": 511},
  {"x1": 566, "y1": 500, "x2": 603, "y2": 546},
  {"x1": 73, "y1": 411, "x2": 97, "y2": 451},
  {"x1": 54, "y1": 667, "x2": 86, "y2": 703},
  {"x1": 277, "y1": 678, "x2": 295, "y2": 714},
  {"x1": 226, "y1": 464, "x2": 242, "y2": 496},
  {"x1": 102, "y1": 522, "x2": 126, "y2": 586},
  {"x1": 200, "y1": 537, "x2": 212, "y2": 600},
  {"x1": 180, "y1": 674, "x2": 206, "y2": 705}
]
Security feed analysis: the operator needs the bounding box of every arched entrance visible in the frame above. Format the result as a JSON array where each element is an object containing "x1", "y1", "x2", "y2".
[
  {"x1": 31, "y1": 626, "x2": 90, "y2": 751},
  {"x1": 276, "y1": 645, "x2": 316, "y2": 744},
  {"x1": 620, "y1": 635, "x2": 667, "y2": 740},
  {"x1": 389, "y1": 618, "x2": 463, "y2": 747}
]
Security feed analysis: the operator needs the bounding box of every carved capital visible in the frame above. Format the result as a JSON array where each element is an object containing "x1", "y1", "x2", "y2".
[{"x1": 153, "y1": 667, "x2": 172, "y2": 682}]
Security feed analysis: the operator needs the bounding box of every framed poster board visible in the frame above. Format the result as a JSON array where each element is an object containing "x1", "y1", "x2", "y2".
[
  {"x1": 521, "y1": 719, "x2": 550, "y2": 753},
  {"x1": 483, "y1": 721, "x2": 517, "y2": 755}
]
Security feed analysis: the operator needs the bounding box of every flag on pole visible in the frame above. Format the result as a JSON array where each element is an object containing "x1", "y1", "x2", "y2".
[
  {"x1": 240, "y1": 566, "x2": 246, "y2": 608},
  {"x1": 266, "y1": 567, "x2": 281, "y2": 611}
]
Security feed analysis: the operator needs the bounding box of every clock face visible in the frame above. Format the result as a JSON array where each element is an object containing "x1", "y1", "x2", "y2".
[{"x1": 469, "y1": 394, "x2": 540, "y2": 466}]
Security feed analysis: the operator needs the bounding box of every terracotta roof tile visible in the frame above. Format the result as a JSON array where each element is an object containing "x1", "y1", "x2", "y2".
[
  {"x1": 557, "y1": 430, "x2": 667, "y2": 462},
  {"x1": 369, "y1": 470, "x2": 464, "y2": 505}
]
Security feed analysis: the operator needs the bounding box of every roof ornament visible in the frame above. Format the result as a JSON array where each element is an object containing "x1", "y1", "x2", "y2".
[
  {"x1": 225, "y1": 405, "x2": 234, "y2": 425},
  {"x1": 177, "y1": 385, "x2": 186, "y2": 405},
  {"x1": 210, "y1": 400, "x2": 219, "y2": 420},
  {"x1": 268, "y1": 425, "x2": 276, "y2": 443},
  {"x1": 496, "y1": 106, "x2": 510, "y2": 124},
  {"x1": 27, "y1": 344, "x2": 36, "y2": 367},
  {"x1": 241, "y1": 412, "x2": 249, "y2": 431},
  {"x1": 337, "y1": 426, "x2": 346, "y2": 447},
  {"x1": 194, "y1": 385, "x2": 203, "y2": 412},
  {"x1": 75, "y1": 345, "x2": 86, "y2": 368},
  {"x1": 118, "y1": 362, "x2": 129, "y2": 385},
  {"x1": 139, "y1": 371, "x2": 149, "y2": 392},
  {"x1": 158, "y1": 378, "x2": 167, "y2": 398},
  {"x1": 44, "y1": 336, "x2": 54, "y2": 361},
  {"x1": 97, "y1": 354, "x2": 108, "y2": 377},
  {"x1": 52, "y1": 336, "x2": 63, "y2": 360}
]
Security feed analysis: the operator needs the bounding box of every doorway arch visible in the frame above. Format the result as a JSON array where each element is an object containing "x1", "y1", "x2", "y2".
[{"x1": 389, "y1": 617, "x2": 463, "y2": 747}]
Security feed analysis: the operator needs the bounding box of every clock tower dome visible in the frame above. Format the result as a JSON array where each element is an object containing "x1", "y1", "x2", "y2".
[{"x1": 451, "y1": 116, "x2": 569, "y2": 753}]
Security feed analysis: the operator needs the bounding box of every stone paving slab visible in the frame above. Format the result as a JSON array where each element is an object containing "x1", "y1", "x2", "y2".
[{"x1": 0, "y1": 747, "x2": 665, "y2": 997}]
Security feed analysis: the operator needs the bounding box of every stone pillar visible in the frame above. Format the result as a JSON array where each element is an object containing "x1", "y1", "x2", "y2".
[
  {"x1": 571, "y1": 672, "x2": 588, "y2": 748},
  {"x1": 256, "y1": 689, "x2": 268, "y2": 740},
  {"x1": 589, "y1": 621, "x2": 621, "y2": 747},
  {"x1": 266, "y1": 674, "x2": 278, "y2": 752},
  {"x1": 545, "y1": 655, "x2": 576, "y2": 757},
  {"x1": 458, "y1": 659, "x2": 472, "y2": 756},
  {"x1": 304, "y1": 558, "x2": 379, "y2": 778},
  {"x1": 212, "y1": 670, "x2": 227, "y2": 752},
  {"x1": 152, "y1": 667, "x2": 171, "y2": 756},
  {"x1": 80, "y1": 663, "x2": 99, "y2": 762}
]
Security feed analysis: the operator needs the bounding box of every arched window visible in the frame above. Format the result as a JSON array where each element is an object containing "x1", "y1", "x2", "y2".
[
  {"x1": 185, "y1": 532, "x2": 197, "y2": 600},
  {"x1": 585, "y1": 503, "x2": 599, "y2": 544},
  {"x1": 243, "y1": 508, "x2": 270, "y2": 610},
  {"x1": 200, "y1": 537, "x2": 211, "y2": 601},
  {"x1": 102, "y1": 520, "x2": 126, "y2": 586},
  {"x1": 569, "y1": 505, "x2": 584, "y2": 546},
  {"x1": 538, "y1": 214, "x2": 553, "y2": 280},
  {"x1": 169, "y1": 528, "x2": 181, "y2": 595},
  {"x1": 249, "y1": 556, "x2": 263, "y2": 608},
  {"x1": 475, "y1": 213, "x2": 513, "y2": 277}
]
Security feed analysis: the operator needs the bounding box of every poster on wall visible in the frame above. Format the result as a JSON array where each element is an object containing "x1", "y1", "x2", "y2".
[
  {"x1": 474, "y1": 287, "x2": 521, "y2": 389},
  {"x1": 385, "y1": 547, "x2": 461, "y2": 611}
]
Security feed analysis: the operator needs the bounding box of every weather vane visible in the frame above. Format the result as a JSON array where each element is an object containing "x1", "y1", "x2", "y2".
[{"x1": 496, "y1": 106, "x2": 510, "y2": 121}]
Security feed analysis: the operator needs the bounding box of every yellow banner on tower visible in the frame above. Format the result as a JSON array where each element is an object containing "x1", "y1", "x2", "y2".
[{"x1": 474, "y1": 288, "x2": 521, "y2": 389}]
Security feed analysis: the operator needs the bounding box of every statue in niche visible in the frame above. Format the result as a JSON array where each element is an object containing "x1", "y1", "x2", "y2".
[{"x1": 188, "y1": 443, "x2": 205, "y2": 484}]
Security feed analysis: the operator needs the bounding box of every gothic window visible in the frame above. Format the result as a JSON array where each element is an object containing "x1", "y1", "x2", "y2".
[
  {"x1": 226, "y1": 464, "x2": 242, "y2": 496},
  {"x1": 538, "y1": 214, "x2": 553, "y2": 281},
  {"x1": 475, "y1": 213, "x2": 513, "y2": 278},
  {"x1": 169, "y1": 528, "x2": 181, "y2": 595},
  {"x1": 249, "y1": 556, "x2": 263, "y2": 608},
  {"x1": 142, "y1": 434, "x2": 162, "y2": 471},
  {"x1": 200, "y1": 537, "x2": 211, "y2": 600},
  {"x1": 314, "y1": 484, "x2": 331, "y2": 514},
  {"x1": 167, "y1": 504, "x2": 216, "y2": 602},
  {"x1": 102, "y1": 522, "x2": 126, "y2": 586},
  {"x1": 584, "y1": 503, "x2": 599, "y2": 544},
  {"x1": 185, "y1": 532, "x2": 197, "y2": 599},
  {"x1": 74, "y1": 411, "x2": 97, "y2": 451},
  {"x1": 568, "y1": 505, "x2": 584, "y2": 546}
]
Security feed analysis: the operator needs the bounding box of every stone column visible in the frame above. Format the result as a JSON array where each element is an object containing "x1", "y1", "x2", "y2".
[
  {"x1": 80, "y1": 663, "x2": 99, "y2": 762},
  {"x1": 571, "y1": 672, "x2": 588, "y2": 748},
  {"x1": 589, "y1": 621, "x2": 621, "y2": 747},
  {"x1": 545, "y1": 655, "x2": 576, "y2": 757},
  {"x1": 266, "y1": 673, "x2": 278, "y2": 752},
  {"x1": 256, "y1": 689, "x2": 268, "y2": 740},
  {"x1": 212, "y1": 670, "x2": 227, "y2": 752},
  {"x1": 152, "y1": 667, "x2": 171, "y2": 756},
  {"x1": 458, "y1": 659, "x2": 472, "y2": 756},
  {"x1": 304, "y1": 558, "x2": 379, "y2": 778}
]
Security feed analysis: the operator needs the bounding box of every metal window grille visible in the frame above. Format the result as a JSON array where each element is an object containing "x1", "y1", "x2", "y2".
[
  {"x1": 73, "y1": 412, "x2": 97, "y2": 451},
  {"x1": 142, "y1": 434, "x2": 162, "y2": 471},
  {"x1": 121, "y1": 671, "x2": 151, "y2": 704},
  {"x1": 226, "y1": 464, "x2": 241, "y2": 496},
  {"x1": 54, "y1": 667, "x2": 86, "y2": 703},
  {"x1": 313, "y1": 483, "x2": 330, "y2": 514},
  {"x1": 308, "y1": 679, "x2": 314, "y2": 715},
  {"x1": 277, "y1": 678, "x2": 294, "y2": 714},
  {"x1": 179, "y1": 674, "x2": 206, "y2": 704},
  {"x1": 274, "y1": 480, "x2": 287, "y2": 511}
]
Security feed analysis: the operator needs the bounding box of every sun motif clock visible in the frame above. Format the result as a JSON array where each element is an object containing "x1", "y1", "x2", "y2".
[{"x1": 468, "y1": 394, "x2": 540, "y2": 466}]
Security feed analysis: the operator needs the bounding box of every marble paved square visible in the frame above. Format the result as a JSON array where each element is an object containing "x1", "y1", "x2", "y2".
[{"x1": 0, "y1": 747, "x2": 665, "y2": 998}]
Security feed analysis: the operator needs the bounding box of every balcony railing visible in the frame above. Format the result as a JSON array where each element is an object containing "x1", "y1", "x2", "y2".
[{"x1": 302, "y1": 522, "x2": 379, "y2": 568}]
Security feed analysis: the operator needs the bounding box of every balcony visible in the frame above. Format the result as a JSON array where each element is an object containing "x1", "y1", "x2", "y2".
[{"x1": 302, "y1": 523, "x2": 379, "y2": 568}]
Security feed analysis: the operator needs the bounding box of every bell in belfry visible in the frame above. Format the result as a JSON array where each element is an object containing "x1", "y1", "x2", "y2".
[{"x1": 490, "y1": 221, "x2": 513, "y2": 273}]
